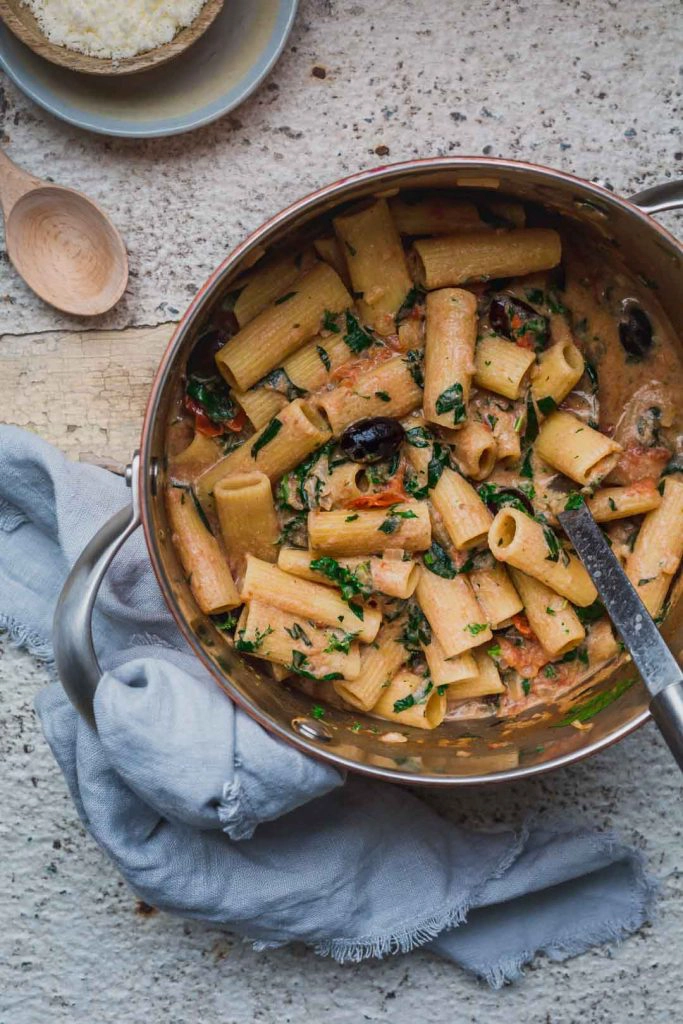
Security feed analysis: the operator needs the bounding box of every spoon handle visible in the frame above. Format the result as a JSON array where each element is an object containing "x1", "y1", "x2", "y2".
[{"x1": 0, "y1": 148, "x2": 42, "y2": 221}]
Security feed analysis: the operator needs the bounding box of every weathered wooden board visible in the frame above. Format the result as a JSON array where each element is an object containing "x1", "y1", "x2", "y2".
[{"x1": 0, "y1": 324, "x2": 175, "y2": 464}]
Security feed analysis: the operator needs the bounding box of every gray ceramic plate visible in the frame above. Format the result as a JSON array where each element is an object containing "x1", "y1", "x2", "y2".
[{"x1": 0, "y1": 0, "x2": 298, "y2": 138}]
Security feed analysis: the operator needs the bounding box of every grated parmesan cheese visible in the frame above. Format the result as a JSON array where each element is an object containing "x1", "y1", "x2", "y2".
[{"x1": 24, "y1": 0, "x2": 209, "y2": 59}]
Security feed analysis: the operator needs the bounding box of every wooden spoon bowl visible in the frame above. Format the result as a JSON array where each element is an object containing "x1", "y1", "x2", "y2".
[
  {"x1": 0, "y1": 0, "x2": 225, "y2": 76},
  {"x1": 0, "y1": 149, "x2": 128, "y2": 316}
]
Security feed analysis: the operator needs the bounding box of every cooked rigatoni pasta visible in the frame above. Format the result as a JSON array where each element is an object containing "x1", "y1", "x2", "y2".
[
  {"x1": 625, "y1": 477, "x2": 683, "y2": 616},
  {"x1": 169, "y1": 183, "x2": 683, "y2": 735},
  {"x1": 316, "y1": 353, "x2": 423, "y2": 434},
  {"x1": 447, "y1": 420, "x2": 498, "y2": 480},
  {"x1": 278, "y1": 547, "x2": 419, "y2": 599},
  {"x1": 214, "y1": 472, "x2": 279, "y2": 566},
  {"x1": 236, "y1": 600, "x2": 361, "y2": 680},
  {"x1": 166, "y1": 487, "x2": 240, "y2": 614},
  {"x1": 587, "y1": 483, "x2": 662, "y2": 522},
  {"x1": 448, "y1": 650, "x2": 505, "y2": 699},
  {"x1": 216, "y1": 262, "x2": 352, "y2": 390},
  {"x1": 308, "y1": 502, "x2": 431, "y2": 556},
  {"x1": 416, "y1": 567, "x2": 492, "y2": 658},
  {"x1": 412, "y1": 228, "x2": 561, "y2": 289},
  {"x1": 474, "y1": 335, "x2": 536, "y2": 400},
  {"x1": 333, "y1": 199, "x2": 412, "y2": 335},
  {"x1": 313, "y1": 236, "x2": 351, "y2": 285},
  {"x1": 489, "y1": 508, "x2": 597, "y2": 606},
  {"x1": 232, "y1": 386, "x2": 288, "y2": 430},
  {"x1": 333, "y1": 619, "x2": 407, "y2": 711},
  {"x1": 423, "y1": 288, "x2": 478, "y2": 429},
  {"x1": 232, "y1": 248, "x2": 317, "y2": 327},
  {"x1": 432, "y1": 467, "x2": 493, "y2": 550},
  {"x1": 536, "y1": 411, "x2": 622, "y2": 486},
  {"x1": 241, "y1": 555, "x2": 382, "y2": 642},
  {"x1": 469, "y1": 562, "x2": 523, "y2": 628},
  {"x1": 422, "y1": 636, "x2": 478, "y2": 687},
  {"x1": 532, "y1": 339, "x2": 585, "y2": 406},
  {"x1": 283, "y1": 331, "x2": 352, "y2": 392},
  {"x1": 370, "y1": 670, "x2": 447, "y2": 730},
  {"x1": 389, "y1": 194, "x2": 483, "y2": 235},
  {"x1": 508, "y1": 568, "x2": 585, "y2": 657},
  {"x1": 196, "y1": 399, "x2": 331, "y2": 506}
]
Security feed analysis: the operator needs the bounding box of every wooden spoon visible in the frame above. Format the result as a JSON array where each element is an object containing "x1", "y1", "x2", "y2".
[{"x1": 0, "y1": 149, "x2": 128, "y2": 316}]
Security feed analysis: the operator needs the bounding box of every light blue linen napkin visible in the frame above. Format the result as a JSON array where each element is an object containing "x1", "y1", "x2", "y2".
[{"x1": 0, "y1": 424, "x2": 656, "y2": 985}]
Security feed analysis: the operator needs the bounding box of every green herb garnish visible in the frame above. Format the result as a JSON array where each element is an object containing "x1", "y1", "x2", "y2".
[
  {"x1": 251, "y1": 417, "x2": 283, "y2": 457},
  {"x1": 537, "y1": 395, "x2": 557, "y2": 416},
  {"x1": 404, "y1": 349, "x2": 425, "y2": 388},
  {"x1": 285, "y1": 623, "x2": 312, "y2": 646},
  {"x1": 564, "y1": 492, "x2": 585, "y2": 510},
  {"x1": 435, "y1": 382, "x2": 466, "y2": 425},
  {"x1": 322, "y1": 310, "x2": 341, "y2": 333},
  {"x1": 375, "y1": 391, "x2": 391, "y2": 402},
  {"x1": 235, "y1": 625, "x2": 273, "y2": 653},
  {"x1": 274, "y1": 291, "x2": 297, "y2": 305},
  {"x1": 465, "y1": 622, "x2": 488, "y2": 636},
  {"x1": 343, "y1": 311, "x2": 373, "y2": 354},
  {"x1": 520, "y1": 447, "x2": 534, "y2": 479}
]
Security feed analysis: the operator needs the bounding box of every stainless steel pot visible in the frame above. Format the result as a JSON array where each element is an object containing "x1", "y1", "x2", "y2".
[{"x1": 53, "y1": 158, "x2": 683, "y2": 785}]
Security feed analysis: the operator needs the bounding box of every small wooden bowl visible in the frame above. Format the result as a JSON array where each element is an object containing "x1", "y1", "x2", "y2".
[{"x1": 0, "y1": 0, "x2": 225, "y2": 76}]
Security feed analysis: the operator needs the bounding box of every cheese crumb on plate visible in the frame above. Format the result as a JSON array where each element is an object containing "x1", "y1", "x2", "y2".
[{"x1": 23, "y1": 0, "x2": 209, "y2": 59}]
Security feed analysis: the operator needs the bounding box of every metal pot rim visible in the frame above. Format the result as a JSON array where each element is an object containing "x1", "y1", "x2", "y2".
[{"x1": 138, "y1": 156, "x2": 681, "y2": 785}]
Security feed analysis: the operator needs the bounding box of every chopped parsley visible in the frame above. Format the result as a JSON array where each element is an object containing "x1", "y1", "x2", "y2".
[
  {"x1": 343, "y1": 311, "x2": 373, "y2": 354},
  {"x1": 316, "y1": 345, "x2": 332, "y2": 371},
  {"x1": 394, "y1": 680, "x2": 433, "y2": 714},
  {"x1": 186, "y1": 376, "x2": 238, "y2": 424},
  {"x1": 311, "y1": 705, "x2": 326, "y2": 719},
  {"x1": 212, "y1": 612, "x2": 239, "y2": 632},
  {"x1": 345, "y1": 513, "x2": 359, "y2": 522},
  {"x1": 324, "y1": 631, "x2": 356, "y2": 655},
  {"x1": 375, "y1": 390, "x2": 391, "y2": 402},
  {"x1": 322, "y1": 310, "x2": 341, "y2": 333},
  {"x1": 287, "y1": 650, "x2": 343, "y2": 682},
  {"x1": 401, "y1": 601, "x2": 432, "y2": 652},
  {"x1": 564, "y1": 492, "x2": 585, "y2": 510},
  {"x1": 435, "y1": 382, "x2": 466, "y2": 424},
  {"x1": 235, "y1": 625, "x2": 273, "y2": 653},
  {"x1": 608, "y1": 496, "x2": 618, "y2": 512},
  {"x1": 543, "y1": 664, "x2": 557, "y2": 678},
  {"x1": 285, "y1": 622, "x2": 312, "y2": 647},
  {"x1": 520, "y1": 447, "x2": 534, "y2": 479},
  {"x1": 378, "y1": 505, "x2": 418, "y2": 534},
  {"x1": 309, "y1": 556, "x2": 370, "y2": 615},
  {"x1": 522, "y1": 679, "x2": 532, "y2": 696},
  {"x1": 404, "y1": 348, "x2": 425, "y2": 387},
  {"x1": 487, "y1": 643, "x2": 502, "y2": 659},
  {"x1": 465, "y1": 622, "x2": 488, "y2": 636},
  {"x1": 423, "y1": 541, "x2": 457, "y2": 579},
  {"x1": 486, "y1": 413, "x2": 498, "y2": 430},
  {"x1": 405, "y1": 425, "x2": 434, "y2": 448},
  {"x1": 251, "y1": 417, "x2": 283, "y2": 457}
]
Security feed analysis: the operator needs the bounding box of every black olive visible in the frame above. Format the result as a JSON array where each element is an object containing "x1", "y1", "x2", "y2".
[
  {"x1": 340, "y1": 417, "x2": 406, "y2": 464},
  {"x1": 618, "y1": 304, "x2": 653, "y2": 361},
  {"x1": 489, "y1": 295, "x2": 549, "y2": 350},
  {"x1": 187, "y1": 329, "x2": 229, "y2": 380}
]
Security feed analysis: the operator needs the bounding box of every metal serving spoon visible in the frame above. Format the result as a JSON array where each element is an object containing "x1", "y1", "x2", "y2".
[
  {"x1": 0, "y1": 148, "x2": 128, "y2": 316},
  {"x1": 560, "y1": 504, "x2": 683, "y2": 770}
]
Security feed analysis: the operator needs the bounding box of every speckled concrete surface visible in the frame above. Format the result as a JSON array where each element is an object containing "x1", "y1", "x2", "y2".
[{"x1": 1, "y1": 0, "x2": 683, "y2": 1021}]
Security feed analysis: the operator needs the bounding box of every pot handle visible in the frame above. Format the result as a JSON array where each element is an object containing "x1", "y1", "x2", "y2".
[
  {"x1": 52, "y1": 453, "x2": 142, "y2": 728},
  {"x1": 629, "y1": 180, "x2": 683, "y2": 215}
]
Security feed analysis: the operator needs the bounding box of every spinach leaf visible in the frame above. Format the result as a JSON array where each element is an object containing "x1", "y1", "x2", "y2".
[
  {"x1": 435, "y1": 382, "x2": 466, "y2": 425},
  {"x1": 343, "y1": 311, "x2": 373, "y2": 354},
  {"x1": 251, "y1": 417, "x2": 283, "y2": 457}
]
